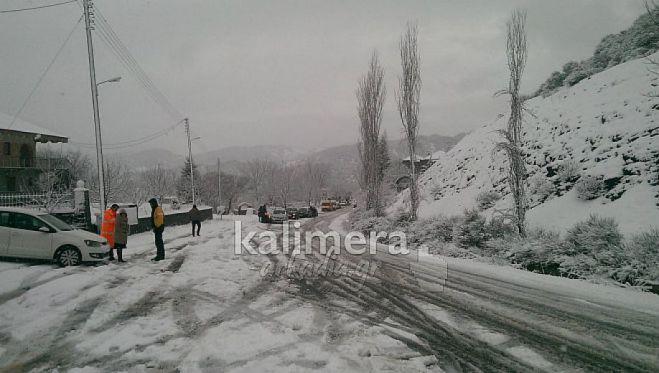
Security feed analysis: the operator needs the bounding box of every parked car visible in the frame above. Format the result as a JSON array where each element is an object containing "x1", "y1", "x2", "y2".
[
  {"x1": 286, "y1": 207, "x2": 298, "y2": 220},
  {"x1": 297, "y1": 207, "x2": 310, "y2": 218},
  {"x1": 270, "y1": 208, "x2": 288, "y2": 224},
  {"x1": 0, "y1": 207, "x2": 110, "y2": 266}
]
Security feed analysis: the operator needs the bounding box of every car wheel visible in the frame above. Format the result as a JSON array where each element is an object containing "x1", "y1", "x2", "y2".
[{"x1": 57, "y1": 246, "x2": 82, "y2": 267}]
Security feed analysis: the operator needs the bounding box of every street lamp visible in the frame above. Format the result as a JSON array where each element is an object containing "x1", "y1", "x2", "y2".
[
  {"x1": 96, "y1": 76, "x2": 122, "y2": 87},
  {"x1": 93, "y1": 75, "x2": 121, "y2": 224}
]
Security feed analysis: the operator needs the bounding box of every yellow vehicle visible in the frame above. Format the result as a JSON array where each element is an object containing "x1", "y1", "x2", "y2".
[{"x1": 320, "y1": 199, "x2": 334, "y2": 212}]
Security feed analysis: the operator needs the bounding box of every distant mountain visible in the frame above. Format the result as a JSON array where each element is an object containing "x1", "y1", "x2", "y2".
[
  {"x1": 113, "y1": 148, "x2": 185, "y2": 170},
  {"x1": 304, "y1": 133, "x2": 466, "y2": 193},
  {"x1": 194, "y1": 144, "x2": 303, "y2": 166},
  {"x1": 111, "y1": 133, "x2": 464, "y2": 195}
]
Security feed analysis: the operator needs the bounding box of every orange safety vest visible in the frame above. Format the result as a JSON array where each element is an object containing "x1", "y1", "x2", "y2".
[{"x1": 101, "y1": 208, "x2": 117, "y2": 247}]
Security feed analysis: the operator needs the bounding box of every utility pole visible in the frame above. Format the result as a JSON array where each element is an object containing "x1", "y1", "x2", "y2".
[
  {"x1": 184, "y1": 118, "x2": 195, "y2": 205},
  {"x1": 217, "y1": 158, "x2": 222, "y2": 219},
  {"x1": 83, "y1": 0, "x2": 106, "y2": 225}
]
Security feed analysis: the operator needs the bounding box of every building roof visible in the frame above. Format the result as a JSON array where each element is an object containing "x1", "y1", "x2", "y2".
[{"x1": 0, "y1": 111, "x2": 68, "y2": 143}]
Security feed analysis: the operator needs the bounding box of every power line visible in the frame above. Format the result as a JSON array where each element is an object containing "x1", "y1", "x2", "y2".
[
  {"x1": 7, "y1": 15, "x2": 83, "y2": 129},
  {"x1": 70, "y1": 119, "x2": 185, "y2": 149},
  {"x1": 78, "y1": 0, "x2": 184, "y2": 121},
  {"x1": 0, "y1": 0, "x2": 77, "y2": 13}
]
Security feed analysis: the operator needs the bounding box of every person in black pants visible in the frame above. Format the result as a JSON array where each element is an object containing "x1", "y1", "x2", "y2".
[
  {"x1": 149, "y1": 198, "x2": 165, "y2": 261},
  {"x1": 189, "y1": 205, "x2": 201, "y2": 237}
]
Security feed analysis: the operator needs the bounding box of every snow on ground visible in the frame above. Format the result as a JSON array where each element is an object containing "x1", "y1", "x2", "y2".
[
  {"x1": 0, "y1": 215, "x2": 441, "y2": 372},
  {"x1": 400, "y1": 52, "x2": 659, "y2": 235}
]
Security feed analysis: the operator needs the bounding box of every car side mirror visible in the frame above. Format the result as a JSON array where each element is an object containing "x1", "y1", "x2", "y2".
[{"x1": 39, "y1": 226, "x2": 51, "y2": 233}]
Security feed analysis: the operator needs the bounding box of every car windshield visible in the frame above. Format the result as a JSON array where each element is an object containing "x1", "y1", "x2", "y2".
[
  {"x1": 274, "y1": 209, "x2": 285, "y2": 214},
  {"x1": 38, "y1": 214, "x2": 74, "y2": 231}
]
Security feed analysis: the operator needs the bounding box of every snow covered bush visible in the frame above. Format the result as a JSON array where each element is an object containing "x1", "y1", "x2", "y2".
[
  {"x1": 528, "y1": 174, "x2": 554, "y2": 205},
  {"x1": 535, "y1": 11, "x2": 659, "y2": 97},
  {"x1": 557, "y1": 160, "x2": 581, "y2": 183},
  {"x1": 558, "y1": 215, "x2": 624, "y2": 278},
  {"x1": 563, "y1": 215, "x2": 623, "y2": 256},
  {"x1": 487, "y1": 216, "x2": 516, "y2": 240},
  {"x1": 488, "y1": 235, "x2": 562, "y2": 276},
  {"x1": 390, "y1": 208, "x2": 413, "y2": 227},
  {"x1": 405, "y1": 215, "x2": 458, "y2": 247},
  {"x1": 430, "y1": 183, "x2": 444, "y2": 200},
  {"x1": 475, "y1": 191, "x2": 500, "y2": 211},
  {"x1": 575, "y1": 176, "x2": 604, "y2": 200},
  {"x1": 454, "y1": 209, "x2": 489, "y2": 249},
  {"x1": 349, "y1": 209, "x2": 393, "y2": 235},
  {"x1": 614, "y1": 228, "x2": 659, "y2": 285}
]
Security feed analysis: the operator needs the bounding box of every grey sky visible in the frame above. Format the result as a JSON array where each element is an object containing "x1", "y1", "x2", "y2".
[{"x1": 0, "y1": 0, "x2": 647, "y2": 156}]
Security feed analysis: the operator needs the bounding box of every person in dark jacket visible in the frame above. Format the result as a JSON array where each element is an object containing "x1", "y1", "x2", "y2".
[
  {"x1": 257, "y1": 205, "x2": 265, "y2": 223},
  {"x1": 149, "y1": 198, "x2": 165, "y2": 261},
  {"x1": 114, "y1": 208, "x2": 129, "y2": 262},
  {"x1": 189, "y1": 205, "x2": 201, "y2": 237}
]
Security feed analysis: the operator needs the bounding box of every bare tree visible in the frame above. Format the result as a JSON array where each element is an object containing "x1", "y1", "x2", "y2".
[
  {"x1": 495, "y1": 9, "x2": 528, "y2": 237},
  {"x1": 274, "y1": 162, "x2": 296, "y2": 208},
  {"x1": 646, "y1": 1, "x2": 659, "y2": 84},
  {"x1": 397, "y1": 22, "x2": 422, "y2": 221},
  {"x1": 357, "y1": 51, "x2": 386, "y2": 215},
  {"x1": 199, "y1": 170, "x2": 247, "y2": 213},
  {"x1": 139, "y1": 164, "x2": 177, "y2": 200},
  {"x1": 302, "y1": 159, "x2": 328, "y2": 205},
  {"x1": 88, "y1": 157, "x2": 133, "y2": 207},
  {"x1": 243, "y1": 159, "x2": 275, "y2": 204},
  {"x1": 62, "y1": 150, "x2": 93, "y2": 185}
]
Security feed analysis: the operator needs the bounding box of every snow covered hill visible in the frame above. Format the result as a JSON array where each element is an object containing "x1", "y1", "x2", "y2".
[{"x1": 410, "y1": 52, "x2": 659, "y2": 234}]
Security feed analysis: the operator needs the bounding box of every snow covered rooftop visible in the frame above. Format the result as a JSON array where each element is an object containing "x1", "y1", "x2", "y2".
[{"x1": 0, "y1": 111, "x2": 68, "y2": 143}]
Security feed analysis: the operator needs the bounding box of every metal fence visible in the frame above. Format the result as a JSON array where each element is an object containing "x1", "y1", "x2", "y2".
[{"x1": 0, "y1": 192, "x2": 75, "y2": 213}]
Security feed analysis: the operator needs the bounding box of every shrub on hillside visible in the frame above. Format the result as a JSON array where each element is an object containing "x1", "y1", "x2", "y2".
[
  {"x1": 454, "y1": 209, "x2": 489, "y2": 249},
  {"x1": 614, "y1": 228, "x2": 659, "y2": 284},
  {"x1": 528, "y1": 174, "x2": 555, "y2": 204},
  {"x1": 575, "y1": 176, "x2": 604, "y2": 200},
  {"x1": 476, "y1": 191, "x2": 501, "y2": 211},
  {"x1": 488, "y1": 236, "x2": 562, "y2": 276},
  {"x1": 557, "y1": 160, "x2": 581, "y2": 183},
  {"x1": 535, "y1": 11, "x2": 659, "y2": 97},
  {"x1": 487, "y1": 216, "x2": 516, "y2": 240},
  {"x1": 349, "y1": 209, "x2": 393, "y2": 235},
  {"x1": 563, "y1": 214, "x2": 623, "y2": 260}
]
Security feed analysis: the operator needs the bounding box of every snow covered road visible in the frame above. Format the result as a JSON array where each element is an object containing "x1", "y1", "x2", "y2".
[
  {"x1": 290, "y1": 211, "x2": 659, "y2": 372},
  {"x1": 0, "y1": 216, "x2": 441, "y2": 372},
  {"x1": 1, "y1": 213, "x2": 658, "y2": 372}
]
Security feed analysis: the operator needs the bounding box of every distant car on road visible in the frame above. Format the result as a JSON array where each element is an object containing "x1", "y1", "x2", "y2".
[
  {"x1": 321, "y1": 199, "x2": 336, "y2": 212},
  {"x1": 297, "y1": 207, "x2": 311, "y2": 218},
  {"x1": 0, "y1": 207, "x2": 109, "y2": 266},
  {"x1": 286, "y1": 207, "x2": 298, "y2": 220},
  {"x1": 270, "y1": 208, "x2": 288, "y2": 224}
]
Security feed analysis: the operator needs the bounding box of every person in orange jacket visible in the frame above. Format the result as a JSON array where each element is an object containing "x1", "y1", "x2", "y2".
[{"x1": 101, "y1": 204, "x2": 119, "y2": 260}]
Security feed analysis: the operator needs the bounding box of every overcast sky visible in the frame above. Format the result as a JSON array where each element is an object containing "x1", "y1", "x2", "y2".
[{"x1": 0, "y1": 0, "x2": 647, "y2": 156}]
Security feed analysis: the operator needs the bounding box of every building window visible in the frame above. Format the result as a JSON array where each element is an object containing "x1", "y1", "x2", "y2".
[{"x1": 3, "y1": 142, "x2": 10, "y2": 156}]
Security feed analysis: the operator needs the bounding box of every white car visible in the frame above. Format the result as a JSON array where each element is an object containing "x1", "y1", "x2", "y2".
[
  {"x1": 270, "y1": 208, "x2": 288, "y2": 224},
  {"x1": 0, "y1": 207, "x2": 110, "y2": 266}
]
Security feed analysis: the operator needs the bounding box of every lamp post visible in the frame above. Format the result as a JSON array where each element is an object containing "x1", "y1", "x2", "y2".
[
  {"x1": 93, "y1": 76, "x2": 121, "y2": 217},
  {"x1": 97, "y1": 76, "x2": 122, "y2": 86}
]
